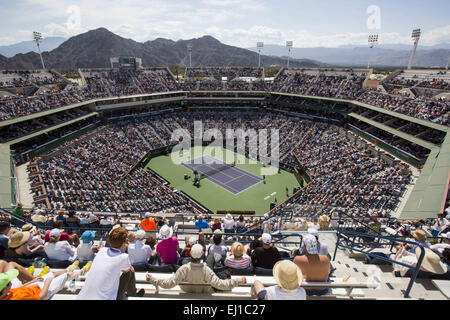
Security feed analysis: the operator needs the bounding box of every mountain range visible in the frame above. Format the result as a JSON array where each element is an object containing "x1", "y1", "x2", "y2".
[
  {"x1": 247, "y1": 44, "x2": 450, "y2": 67},
  {"x1": 0, "y1": 37, "x2": 67, "y2": 58},
  {"x1": 0, "y1": 28, "x2": 322, "y2": 70}
]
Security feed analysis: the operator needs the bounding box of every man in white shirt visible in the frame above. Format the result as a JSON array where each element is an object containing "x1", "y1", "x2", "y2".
[
  {"x1": 44, "y1": 229, "x2": 77, "y2": 262},
  {"x1": 252, "y1": 260, "x2": 306, "y2": 300},
  {"x1": 99, "y1": 213, "x2": 114, "y2": 226},
  {"x1": 127, "y1": 230, "x2": 153, "y2": 265},
  {"x1": 223, "y1": 213, "x2": 235, "y2": 236},
  {"x1": 77, "y1": 227, "x2": 144, "y2": 300},
  {"x1": 431, "y1": 213, "x2": 449, "y2": 237},
  {"x1": 430, "y1": 232, "x2": 450, "y2": 257}
]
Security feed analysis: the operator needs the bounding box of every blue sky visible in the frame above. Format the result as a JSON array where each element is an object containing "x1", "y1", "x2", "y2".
[{"x1": 0, "y1": 0, "x2": 448, "y2": 47}]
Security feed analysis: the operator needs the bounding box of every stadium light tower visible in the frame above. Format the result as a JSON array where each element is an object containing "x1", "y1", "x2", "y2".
[
  {"x1": 286, "y1": 41, "x2": 293, "y2": 67},
  {"x1": 257, "y1": 42, "x2": 264, "y2": 67},
  {"x1": 33, "y1": 31, "x2": 46, "y2": 69},
  {"x1": 367, "y1": 34, "x2": 378, "y2": 69},
  {"x1": 187, "y1": 43, "x2": 192, "y2": 68},
  {"x1": 407, "y1": 28, "x2": 421, "y2": 70}
]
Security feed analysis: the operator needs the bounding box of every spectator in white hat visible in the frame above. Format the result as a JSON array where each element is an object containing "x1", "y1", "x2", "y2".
[
  {"x1": 127, "y1": 230, "x2": 153, "y2": 265},
  {"x1": 155, "y1": 225, "x2": 179, "y2": 265},
  {"x1": 146, "y1": 244, "x2": 246, "y2": 293},
  {"x1": 44, "y1": 228, "x2": 77, "y2": 262},
  {"x1": 223, "y1": 214, "x2": 235, "y2": 236},
  {"x1": 31, "y1": 210, "x2": 47, "y2": 225},
  {"x1": 294, "y1": 228, "x2": 329, "y2": 257},
  {"x1": 252, "y1": 260, "x2": 306, "y2": 300},
  {"x1": 293, "y1": 234, "x2": 331, "y2": 296},
  {"x1": 251, "y1": 233, "x2": 280, "y2": 269}
]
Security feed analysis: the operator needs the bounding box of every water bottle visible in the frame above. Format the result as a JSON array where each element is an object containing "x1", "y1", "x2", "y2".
[{"x1": 67, "y1": 279, "x2": 76, "y2": 293}]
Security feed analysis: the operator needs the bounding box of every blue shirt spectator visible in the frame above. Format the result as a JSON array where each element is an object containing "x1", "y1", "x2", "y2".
[{"x1": 195, "y1": 216, "x2": 209, "y2": 229}]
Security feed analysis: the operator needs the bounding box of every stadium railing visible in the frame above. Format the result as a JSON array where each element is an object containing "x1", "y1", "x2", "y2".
[{"x1": 333, "y1": 229, "x2": 427, "y2": 298}]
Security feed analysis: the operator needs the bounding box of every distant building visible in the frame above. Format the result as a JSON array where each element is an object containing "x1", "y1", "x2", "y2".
[{"x1": 110, "y1": 56, "x2": 142, "y2": 70}]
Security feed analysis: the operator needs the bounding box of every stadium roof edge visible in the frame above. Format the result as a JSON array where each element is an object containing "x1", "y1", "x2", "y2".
[
  {"x1": 400, "y1": 134, "x2": 450, "y2": 219},
  {"x1": 348, "y1": 113, "x2": 440, "y2": 151},
  {"x1": 6, "y1": 113, "x2": 98, "y2": 146}
]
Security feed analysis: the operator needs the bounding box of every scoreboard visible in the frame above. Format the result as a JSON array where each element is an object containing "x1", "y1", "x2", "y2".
[{"x1": 110, "y1": 56, "x2": 142, "y2": 70}]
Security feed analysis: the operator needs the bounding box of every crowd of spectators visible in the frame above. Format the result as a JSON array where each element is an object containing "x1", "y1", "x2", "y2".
[
  {"x1": 1, "y1": 67, "x2": 448, "y2": 129},
  {"x1": 33, "y1": 120, "x2": 203, "y2": 213},
  {"x1": 186, "y1": 67, "x2": 263, "y2": 80},
  {"x1": 277, "y1": 123, "x2": 412, "y2": 219},
  {"x1": 387, "y1": 71, "x2": 450, "y2": 91},
  {"x1": 356, "y1": 89, "x2": 448, "y2": 125},
  {"x1": 0, "y1": 70, "x2": 62, "y2": 88},
  {"x1": 25, "y1": 108, "x2": 415, "y2": 222}
]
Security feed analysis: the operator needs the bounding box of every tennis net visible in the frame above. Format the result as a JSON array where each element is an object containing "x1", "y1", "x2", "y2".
[{"x1": 193, "y1": 162, "x2": 234, "y2": 178}]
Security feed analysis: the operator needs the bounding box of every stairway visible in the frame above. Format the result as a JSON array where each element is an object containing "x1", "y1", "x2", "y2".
[{"x1": 281, "y1": 231, "x2": 447, "y2": 300}]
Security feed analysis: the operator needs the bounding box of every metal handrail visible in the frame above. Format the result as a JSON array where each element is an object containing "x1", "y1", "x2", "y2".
[{"x1": 333, "y1": 229, "x2": 427, "y2": 298}]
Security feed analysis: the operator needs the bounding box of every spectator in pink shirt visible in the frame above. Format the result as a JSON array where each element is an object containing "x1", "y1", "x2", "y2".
[{"x1": 156, "y1": 225, "x2": 179, "y2": 265}]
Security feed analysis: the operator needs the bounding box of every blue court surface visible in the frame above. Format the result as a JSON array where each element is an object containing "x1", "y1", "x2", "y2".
[{"x1": 182, "y1": 155, "x2": 262, "y2": 194}]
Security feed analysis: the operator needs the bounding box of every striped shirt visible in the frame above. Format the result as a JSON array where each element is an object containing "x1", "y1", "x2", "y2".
[{"x1": 225, "y1": 254, "x2": 252, "y2": 269}]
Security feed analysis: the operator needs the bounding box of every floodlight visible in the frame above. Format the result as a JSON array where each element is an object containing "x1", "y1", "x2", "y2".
[
  {"x1": 407, "y1": 28, "x2": 421, "y2": 69},
  {"x1": 286, "y1": 41, "x2": 293, "y2": 67},
  {"x1": 367, "y1": 35, "x2": 378, "y2": 68},
  {"x1": 33, "y1": 31, "x2": 46, "y2": 69},
  {"x1": 411, "y1": 29, "x2": 421, "y2": 41},
  {"x1": 187, "y1": 43, "x2": 192, "y2": 67},
  {"x1": 257, "y1": 42, "x2": 264, "y2": 67}
]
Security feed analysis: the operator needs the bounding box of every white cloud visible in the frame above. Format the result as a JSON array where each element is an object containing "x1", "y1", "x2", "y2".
[{"x1": 1, "y1": 1, "x2": 449, "y2": 50}]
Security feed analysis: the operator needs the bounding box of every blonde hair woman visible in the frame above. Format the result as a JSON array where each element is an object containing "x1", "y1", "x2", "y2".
[{"x1": 225, "y1": 242, "x2": 252, "y2": 269}]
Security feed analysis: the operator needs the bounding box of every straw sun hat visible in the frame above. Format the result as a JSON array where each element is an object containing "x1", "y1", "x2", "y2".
[
  {"x1": 8, "y1": 231, "x2": 31, "y2": 249},
  {"x1": 417, "y1": 248, "x2": 447, "y2": 275},
  {"x1": 411, "y1": 229, "x2": 427, "y2": 243},
  {"x1": 273, "y1": 260, "x2": 304, "y2": 291}
]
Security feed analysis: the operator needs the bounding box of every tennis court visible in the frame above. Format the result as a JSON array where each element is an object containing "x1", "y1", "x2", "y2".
[
  {"x1": 182, "y1": 155, "x2": 262, "y2": 194},
  {"x1": 146, "y1": 146, "x2": 301, "y2": 214}
]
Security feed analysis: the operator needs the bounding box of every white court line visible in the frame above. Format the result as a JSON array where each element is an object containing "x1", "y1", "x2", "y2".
[
  {"x1": 182, "y1": 162, "x2": 241, "y2": 193},
  {"x1": 203, "y1": 155, "x2": 262, "y2": 181},
  {"x1": 205, "y1": 174, "x2": 241, "y2": 194}
]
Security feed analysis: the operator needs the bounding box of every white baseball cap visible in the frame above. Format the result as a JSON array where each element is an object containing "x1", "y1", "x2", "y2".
[
  {"x1": 136, "y1": 230, "x2": 146, "y2": 240},
  {"x1": 262, "y1": 233, "x2": 272, "y2": 244},
  {"x1": 188, "y1": 237, "x2": 197, "y2": 246},
  {"x1": 145, "y1": 212, "x2": 151, "y2": 218},
  {"x1": 49, "y1": 228, "x2": 62, "y2": 238},
  {"x1": 190, "y1": 244, "x2": 204, "y2": 259}
]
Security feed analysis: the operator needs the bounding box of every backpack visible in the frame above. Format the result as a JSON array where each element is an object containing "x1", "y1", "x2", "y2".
[{"x1": 215, "y1": 268, "x2": 231, "y2": 280}]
